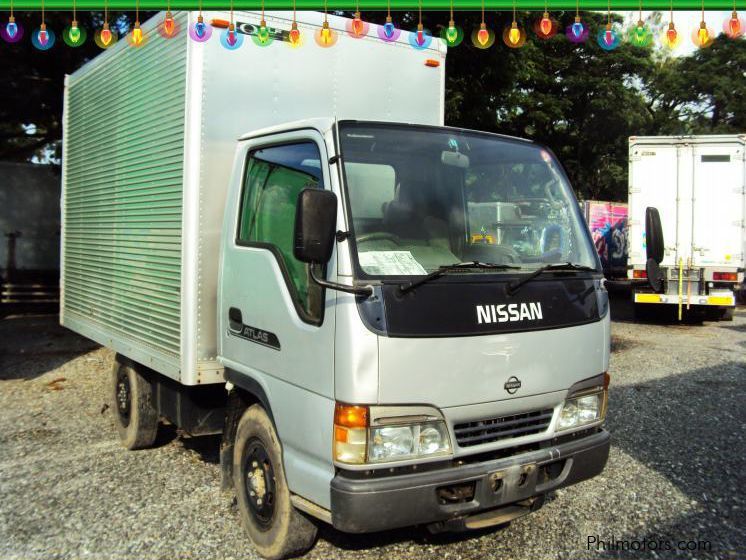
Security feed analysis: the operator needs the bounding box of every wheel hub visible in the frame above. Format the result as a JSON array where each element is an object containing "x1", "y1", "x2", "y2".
[
  {"x1": 248, "y1": 464, "x2": 267, "y2": 500},
  {"x1": 244, "y1": 439, "x2": 276, "y2": 528},
  {"x1": 115, "y1": 370, "x2": 131, "y2": 426}
]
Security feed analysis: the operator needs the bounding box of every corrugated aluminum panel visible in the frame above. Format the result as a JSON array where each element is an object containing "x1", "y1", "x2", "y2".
[
  {"x1": 61, "y1": 10, "x2": 446, "y2": 385},
  {"x1": 62, "y1": 13, "x2": 188, "y2": 375}
]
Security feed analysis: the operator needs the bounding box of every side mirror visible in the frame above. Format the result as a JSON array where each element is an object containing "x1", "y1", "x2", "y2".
[
  {"x1": 645, "y1": 206, "x2": 664, "y2": 264},
  {"x1": 294, "y1": 189, "x2": 338, "y2": 264},
  {"x1": 293, "y1": 188, "x2": 372, "y2": 297}
]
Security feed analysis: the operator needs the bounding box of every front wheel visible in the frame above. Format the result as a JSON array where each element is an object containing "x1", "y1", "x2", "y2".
[{"x1": 233, "y1": 405, "x2": 317, "y2": 560}]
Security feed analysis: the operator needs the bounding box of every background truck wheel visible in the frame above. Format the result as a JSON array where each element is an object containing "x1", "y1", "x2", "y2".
[
  {"x1": 111, "y1": 357, "x2": 159, "y2": 450},
  {"x1": 721, "y1": 307, "x2": 734, "y2": 321},
  {"x1": 233, "y1": 405, "x2": 317, "y2": 560}
]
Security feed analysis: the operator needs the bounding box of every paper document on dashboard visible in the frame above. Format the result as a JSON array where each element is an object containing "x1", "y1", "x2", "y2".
[{"x1": 358, "y1": 251, "x2": 428, "y2": 276}]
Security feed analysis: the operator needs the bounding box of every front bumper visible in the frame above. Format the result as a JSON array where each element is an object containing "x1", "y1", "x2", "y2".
[{"x1": 330, "y1": 428, "x2": 610, "y2": 533}]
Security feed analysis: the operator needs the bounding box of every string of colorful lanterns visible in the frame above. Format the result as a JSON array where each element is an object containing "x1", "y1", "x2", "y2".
[
  {"x1": 566, "y1": 0, "x2": 588, "y2": 42},
  {"x1": 2, "y1": 4, "x2": 744, "y2": 52},
  {"x1": 534, "y1": 2, "x2": 559, "y2": 40},
  {"x1": 661, "y1": 0, "x2": 680, "y2": 48}
]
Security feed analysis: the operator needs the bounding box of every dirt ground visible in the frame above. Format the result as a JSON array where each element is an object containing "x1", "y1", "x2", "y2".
[{"x1": 1, "y1": 297, "x2": 744, "y2": 560}]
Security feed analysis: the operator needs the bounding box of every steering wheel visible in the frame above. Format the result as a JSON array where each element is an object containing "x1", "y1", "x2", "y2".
[
  {"x1": 465, "y1": 242, "x2": 521, "y2": 264},
  {"x1": 356, "y1": 232, "x2": 401, "y2": 244},
  {"x1": 543, "y1": 179, "x2": 561, "y2": 205},
  {"x1": 493, "y1": 245, "x2": 521, "y2": 263}
]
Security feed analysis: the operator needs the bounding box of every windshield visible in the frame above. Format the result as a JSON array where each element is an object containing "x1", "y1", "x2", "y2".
[{"x1": 339, "y1": 123, "x2": 598, "y2": 277}]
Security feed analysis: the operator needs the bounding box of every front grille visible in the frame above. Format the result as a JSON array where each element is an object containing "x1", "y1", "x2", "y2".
[{"x1": 454, "y1": 409, "x2": 554, "y2": 447}]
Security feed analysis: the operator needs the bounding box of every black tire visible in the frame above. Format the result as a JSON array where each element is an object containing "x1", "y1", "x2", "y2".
[
  {"x1": 233, "y1": 405, "x2": 317, "y2": 560},
  {"x1": 704, "y1": 307, "x2": 722, "y2": 322},
  {"x1": 111, "y1": 357, "x2": 159, "y2": 450},
  {"x1": 721, "y1": 307, "x2": 734, "y2": 322}
]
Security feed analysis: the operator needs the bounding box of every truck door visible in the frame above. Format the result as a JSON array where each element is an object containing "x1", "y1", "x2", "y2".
[
  {"x1": 220, "y1": 129, "x2": 336, "y2": 410},
  {"x1": 690, "y1": 142, "x2": 744, "y2": 267},
  {"x1": 629, "y1": 143, "x2": 681, "y2": 267}
]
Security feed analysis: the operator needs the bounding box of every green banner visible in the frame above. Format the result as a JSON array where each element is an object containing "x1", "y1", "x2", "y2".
[{"x1": 0, "y1": 1, "x2": 739, "y2": 9}]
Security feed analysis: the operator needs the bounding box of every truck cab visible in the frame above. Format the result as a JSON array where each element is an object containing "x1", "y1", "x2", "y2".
[{"x1": 218, "y1": 118, "x2": 610, "y2": 556}]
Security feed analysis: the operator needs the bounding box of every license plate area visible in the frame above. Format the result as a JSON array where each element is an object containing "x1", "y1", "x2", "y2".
[
  {"x1": 488, "y1": 463, "x2": 538, "y2": 502},
  {"x1": 667, "y1": 267, "x2": 700, "y2": 280}
]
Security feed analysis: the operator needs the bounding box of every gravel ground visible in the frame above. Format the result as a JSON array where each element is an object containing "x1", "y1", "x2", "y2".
[{"x1": 0, "y1": 297, "x2": 744, "y2": 560}]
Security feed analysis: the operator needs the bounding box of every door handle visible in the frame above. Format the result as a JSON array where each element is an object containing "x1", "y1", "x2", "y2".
[{"x1": 229, "y1": 307, "x2": 243, "y2": 327}]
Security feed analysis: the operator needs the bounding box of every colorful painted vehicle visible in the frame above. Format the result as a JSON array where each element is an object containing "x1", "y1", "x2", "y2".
[{"x1": 583, "y1": 200, "x2": 628, "y2": 279}]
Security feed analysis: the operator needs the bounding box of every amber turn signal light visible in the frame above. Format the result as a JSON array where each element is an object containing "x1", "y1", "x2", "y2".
[
  {"x1": 334, "y1": 403, "x2": 368, "y2": 428},
  {"x1": 334, "y1": 403, "x2": 368, "y2": 464}
]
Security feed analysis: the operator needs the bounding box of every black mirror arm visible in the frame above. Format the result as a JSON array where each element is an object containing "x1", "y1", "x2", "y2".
[{"x1": 309, "y1": 264, "x2": 373, "y2": 297}]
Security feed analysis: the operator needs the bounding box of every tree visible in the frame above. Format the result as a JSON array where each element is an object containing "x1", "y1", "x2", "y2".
[
  {"x1": 1, "y1": 9, "x2": 744, "y2": 202},
  {"x1": 647, "y1": 35, "x2": 746, "y2": 133},
  {"x1": 0, "y1": 11, "x2": 148, "y2": 162},
  {"x1": 442, "y1": 11, "x2": 660, "y2": 201}
]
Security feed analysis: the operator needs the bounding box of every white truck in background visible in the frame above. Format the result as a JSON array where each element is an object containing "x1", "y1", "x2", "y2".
[{"x1": 628, "y1": 135, "x2": 745, "y2": 319}]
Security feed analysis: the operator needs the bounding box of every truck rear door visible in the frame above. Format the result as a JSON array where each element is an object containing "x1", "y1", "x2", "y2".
[
  {"x1": 690, "y1": 142, "x2": 745, "y2": 267},
  {"x1": 629, "y1": 142, "x2": 681, "y2": 267}
]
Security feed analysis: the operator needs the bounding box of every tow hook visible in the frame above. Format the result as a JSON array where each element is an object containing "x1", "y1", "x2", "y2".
[{"x1": 518, "y1": 464, "x2": 536, "y2": 487}]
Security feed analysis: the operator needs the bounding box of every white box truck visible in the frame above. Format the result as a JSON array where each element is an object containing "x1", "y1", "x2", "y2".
[
  {"x1": 628, "y1": 135, "x2": 745, "y2": 319},
  {"x1": 62, "y1": 10, "x2": 611, "y2": 559}
]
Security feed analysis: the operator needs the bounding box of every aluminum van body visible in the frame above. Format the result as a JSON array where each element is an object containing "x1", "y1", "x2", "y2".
[{"x1": 61, "y1": 10, "x2": 445, "y2": 385}]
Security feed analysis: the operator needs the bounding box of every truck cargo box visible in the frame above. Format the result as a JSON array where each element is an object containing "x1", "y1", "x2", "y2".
[
  {"x1": 61, "y1": 10, "x2": 446, "y2": 385},
  {"x1": 628, "y1": 135, "x2": 745, "y2": 272}
]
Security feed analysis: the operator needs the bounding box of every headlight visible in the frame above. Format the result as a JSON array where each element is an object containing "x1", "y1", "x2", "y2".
[
  {"x1": 334, "y1": 403, "x2": 452, "y2": 465},
  {"x1": 557, "y1": 389, "x2": 608, "y2": 431},
  {"x1": 368, "y1": 422, "x2": 450, "y2": 462}
]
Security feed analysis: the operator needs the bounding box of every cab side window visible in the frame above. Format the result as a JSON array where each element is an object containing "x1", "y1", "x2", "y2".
[{"x1": 237, "y1": 142, "x2": 325, "y2": 324}]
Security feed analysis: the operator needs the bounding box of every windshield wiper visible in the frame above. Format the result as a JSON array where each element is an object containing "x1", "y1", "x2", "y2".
[
  {"x1": 398, "y1": 261, "x2": 520, "y2": 294},
  {"x1": 507, "y1": 262, "x2": 597, "y2": 296}
]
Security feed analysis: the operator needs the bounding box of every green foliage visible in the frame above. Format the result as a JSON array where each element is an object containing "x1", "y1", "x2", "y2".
[
  {"x1": 1, "y1": 10, "x2": 744, "y2": 203},
  {"x1": 441, "y1": 11, "x2": 746, "y2": 201},
  {"x1": 648, "y1": 35, "x2": 746, "y2": 133},
  {"x1": 0, "y1": 11, "x2": 149, "y2": 162}
]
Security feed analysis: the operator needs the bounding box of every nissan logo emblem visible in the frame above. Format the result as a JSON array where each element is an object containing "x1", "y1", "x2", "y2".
[{"x1": 504, "y1": 376, "x2": 522, "y2": 394}]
